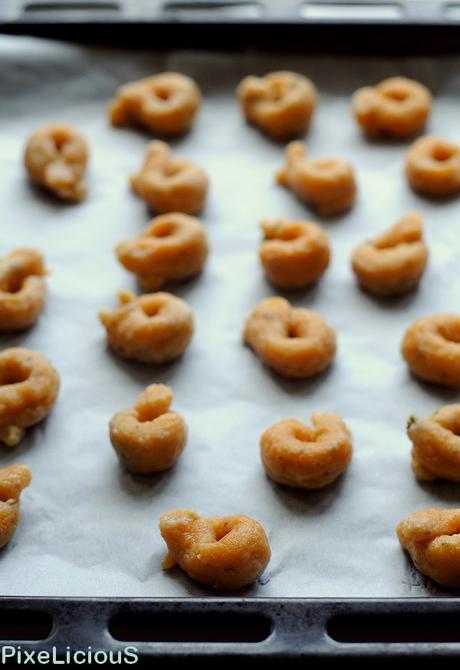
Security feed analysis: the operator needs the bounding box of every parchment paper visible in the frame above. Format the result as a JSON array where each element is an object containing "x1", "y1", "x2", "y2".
[{"x1": 1, "y1": 35, "x2": 460, "y2": 598}]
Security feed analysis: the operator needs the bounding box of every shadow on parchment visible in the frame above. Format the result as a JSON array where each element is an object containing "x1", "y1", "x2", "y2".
[
  {"x1": 102, "y1": 345, "x2": 187, "y2": 388},
  {"x1": 260, "y1": 359, "x2": 337, "y2": 397},
  {"x1": 268, "y1": 472, "x2": 347, "y2": 517},
  {"x1": 405, "y1": 371, "x2": 460, "y2": 404}
]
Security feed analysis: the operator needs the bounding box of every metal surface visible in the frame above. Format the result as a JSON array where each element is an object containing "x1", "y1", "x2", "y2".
[
  {"x1": 1, "y1": 1, "x2": 460, "y2": 52},
  {"x1": 1, "y1": 3, "x2": 460, "y2": 663},
  {"x1": 0, "y1": 0, "x2": 456, "y2": 24},
  {"x1": 0, "y1": 597, "x2": 460, "y2": 663}
]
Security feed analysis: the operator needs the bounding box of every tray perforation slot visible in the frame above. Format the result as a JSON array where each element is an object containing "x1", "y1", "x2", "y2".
[
  {"x1": 299, "y1": 1, "x2": 404, "y2": 21},
  {"x1": 0, "y1": 610, "x2": 53, "y2": 641},
  {"x1": 328, "y1": 613, "x2": 460, "y2": 644},
  {"x1": 445, "y1": 2, "x2": 460, "y2": 19},
  {"x1": 162, "y1": 1, "x2": 264, "y2": 19},
  {"x1": 109, "y1": 611, "x2": 272, "y2": 643},
  {"x1": 22, "y1": 1, "x2": 121, "y2": 15}
]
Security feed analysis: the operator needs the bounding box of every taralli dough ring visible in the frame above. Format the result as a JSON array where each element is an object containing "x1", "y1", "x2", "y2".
[
  {"x1": 99, "y1": 290, "x2": 194, "y2": 364},
  {"x1": 260, "y1": 413, "x2": 352, "y2": 489},
  {"x1": 397, "y1": 508, "x2": 460, "y2": 588},
  {"x1": 352, "y1": 77, "x2": 432, "y2": 139},
  {"x1": 259, "y1": 218, "x2": 330, "y2": 289},
  {"x1": 277, "y1": 142, "x2": 356, "y2": 216},
  {"x1": 0, "y1": 248, "x2": 47, "y2": 331},
  {"x1": 130, "y1": 141, "x2": 208, "y2": 215},
  {"x1": 405, "y1": 136, "x2": 460, "y2": 198},
  {"x1": 402, "y1": 314, "x2": 460, "y2": 387},
  {"x1": 243, "y1": 296, "x2": 336, "y2": 379},
  {"x1": 237, "y1": 70, "x2": 317, "y2": 139},
  {"x1": 408, "y1": 405, "x2": 460, "y2": 481},
  {"x1": 24, "y1": 124, "x2": 88, "y2": 202},
  {"x1": 109, "y1": 384, "x2": 187, "y2": 474},
  {"x1": 0, "y1": 464, "x2": 31, "y2": 548},
  {"x1": 351, "y1": 212, "x2": 428, "y2": 297},
  {"x1": 116, "y1": 213, "x2": 208, "y2": 292},
  {"x1": 159, "y1": 509, "x2": 271, "y2": 590},
  {"x1": 0, "y1": 348, "x2": 60, "y2": 447},
  {"x1": 109, "y1": 72, "x2": 201, "y2": 136}
]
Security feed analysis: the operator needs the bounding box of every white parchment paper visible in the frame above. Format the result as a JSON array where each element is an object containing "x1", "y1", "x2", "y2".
[{"x1": 1, "y1": 35, "x2": 460, "y2": 597}]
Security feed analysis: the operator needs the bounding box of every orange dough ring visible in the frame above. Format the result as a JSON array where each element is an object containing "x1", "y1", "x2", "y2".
[
  {"x1": 351, "y1": 212, "x2": 428, "y2": 297},
  {"x1": 260, "y1": 413, "x2": 352, "y2": 489},
  {"x1": 397, "y1": 508, "x2": 460, "y2": 588},
  {"x1": 116, "y1": 213, "x2": 208, "y2": 291},
  {"x1": 109, "y1": 72, "x2": 201, "y2": 136},
  {"x1": 243, "y1": 296, "x2": 336, "y2": 379},
  {"x1": 259, "y1": 218, "x2": 330, "y2": 289},
  {"x1": 0, "y1": 348, "x2": 60, "y2": 447},
  {"x1": 24, "y1": 124, "x2": 88, "y2": 202},
  {"x1": 99, "y1": 290, "x2": 194, "y2": 364},
  {"x1": 277, "y1": 142, "x2": 356, "y2": 216},
  {"x1": 160, "y1": 509, "x2": 271, "y2": 590},
  {"x1": 237, "y1": 70, "x2": 317, "y2": 139},
  {"x1": 109, "y1": 384, "x2": 187, "y2": 474},
  {"x1": 0, "y1": 249, "x2": 47, "y2": 331}
]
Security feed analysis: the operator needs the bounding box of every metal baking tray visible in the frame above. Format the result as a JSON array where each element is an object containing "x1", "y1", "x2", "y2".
[{"x1": 2, "y1": 0, "x2": 460, "y2": 664}]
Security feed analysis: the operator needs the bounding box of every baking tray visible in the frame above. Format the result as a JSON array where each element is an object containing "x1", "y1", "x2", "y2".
[{"x1": 2, "y1": 0, "x2": 460, "y2": 664}]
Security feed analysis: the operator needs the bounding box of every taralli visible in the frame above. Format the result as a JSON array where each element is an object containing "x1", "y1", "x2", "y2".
[
  {"x1": 397, "y1": 508, "x2": 460, "y2": 588},
  {"x1": 0, "y1": 348, "x2": 60, "y2": 447},
  {"x1": 260, "y1": 413, "x2": 352, "y2": 489},
  {"x1": 277, "y1": 142, "x2": 356, "y2": 216},
  {"x1": 24, "y1": 124, "x2": 88, "y2": 202},
  {"x1": 0, "y1": 248, "x2": 47, "y2": 331},
  {"x1": 243, "y1": 297, "x2": 336, "y2": 379},
  {"x1": 405, "y1": 136, "x2": 460, "y2": 198},
  {"x1": 109, "y1": 384, "x2": 187, "y2": 474},
  {"x1": 237, "y1": 70, "x2": 317, "y2": 139},
  {"x1": 402, "y1": 314, "x2": 460, "y2": 387},
  {"x1": 259, "y1": 218, "x2": 330, "y2": 289},
  {"x1": 99, "y1": 290, "x2": 194, "y2": 364},
  {"x1": 159, "y1": 509, "x2": 271, "y2": 590},
  {"x1": 352, "y1": 77, "x2": 432, "y2": 139},
  {"x1": 0, "y1": 464, "x2": 32, "y2": 548},
  {"x1": 109, "y1": 72, "x2": 201, "y2": 136},
  {"x1": 130, "y1": 141, "x2": 208, "y2": 215},
  {"x1": 408, "y1": 405, "x2": 460, "y2": 481},
  {"x1": 351, "y1": 212, "x2": 428, "y2": 297},
  {"x1": 116, "y1": 213, "x2": 208, "y2": 291}
]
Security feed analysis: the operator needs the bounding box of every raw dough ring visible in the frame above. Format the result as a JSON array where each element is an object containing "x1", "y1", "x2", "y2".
[
  {"x1": 237, "y1": 70, "x2": 317, "y2": 139},
  {"x1": 159, "y1": 509, "x2": 271, "y2": 590},
  {"x1": 277, "y1": 142, "x2": 356, "y2": 216},
  {"x1": 109, "y1": 72, "x2": 201, "y2": 136},
  {"x1": 0, "y1": 464, "x2": 32, "y2": 548},
  {"x1": 408, "y1": 405, "x2": 460, "y2": 481},
  {"x1": 259, "y1": 218, "x2": 330, "y2": 289},
  {"x1": 109, "y1": 384, "x2": 187, "y2": 474},
  {"x1": 0, "y1": 348, "x2": 60, "y2": 447},
  {"x1": 24, "y1": 124, "x2": 88, "y2": 202},
  {"x1": 243, "y1": 296, "x2": 336, "y2": 379},
  {"x1": 0, "y1": 248, "x2": 47, "y2": 331},
  {"x1": 405, "y1": 136, "x2": 460, "y2": 198},
  {"x1": 352, "y1": 76, "x2": 432, "y2": 139},
  {"x1": 397, "y1": 508, "x2": 460, "y2": 588},
  {"x1": 351, "y1": 212, "x2": 428, "y2": 297},
  {"x1": 260, "y1": 413, "x2": 352, "y2": 489},
  {"x1": 402, "y1": 314, "x2": 460, "y2": 387},
  {"x1": 130, "y1": 141, "x2": 208, "y2": 215},
  {"x1": 99, "y1": 290, "x2": 194, "y2": 364},
  {"x1": 116, "y1": 213, "x2": 209, "y2": 291}
]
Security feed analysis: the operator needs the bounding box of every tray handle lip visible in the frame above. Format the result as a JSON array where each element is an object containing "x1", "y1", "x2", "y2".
[
  {"x1": 0, "y1": 0, "x2": 458, "y2": 26},
  {"x1": 0, "y1": 597, "x2": 460, "y2": 658}
]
